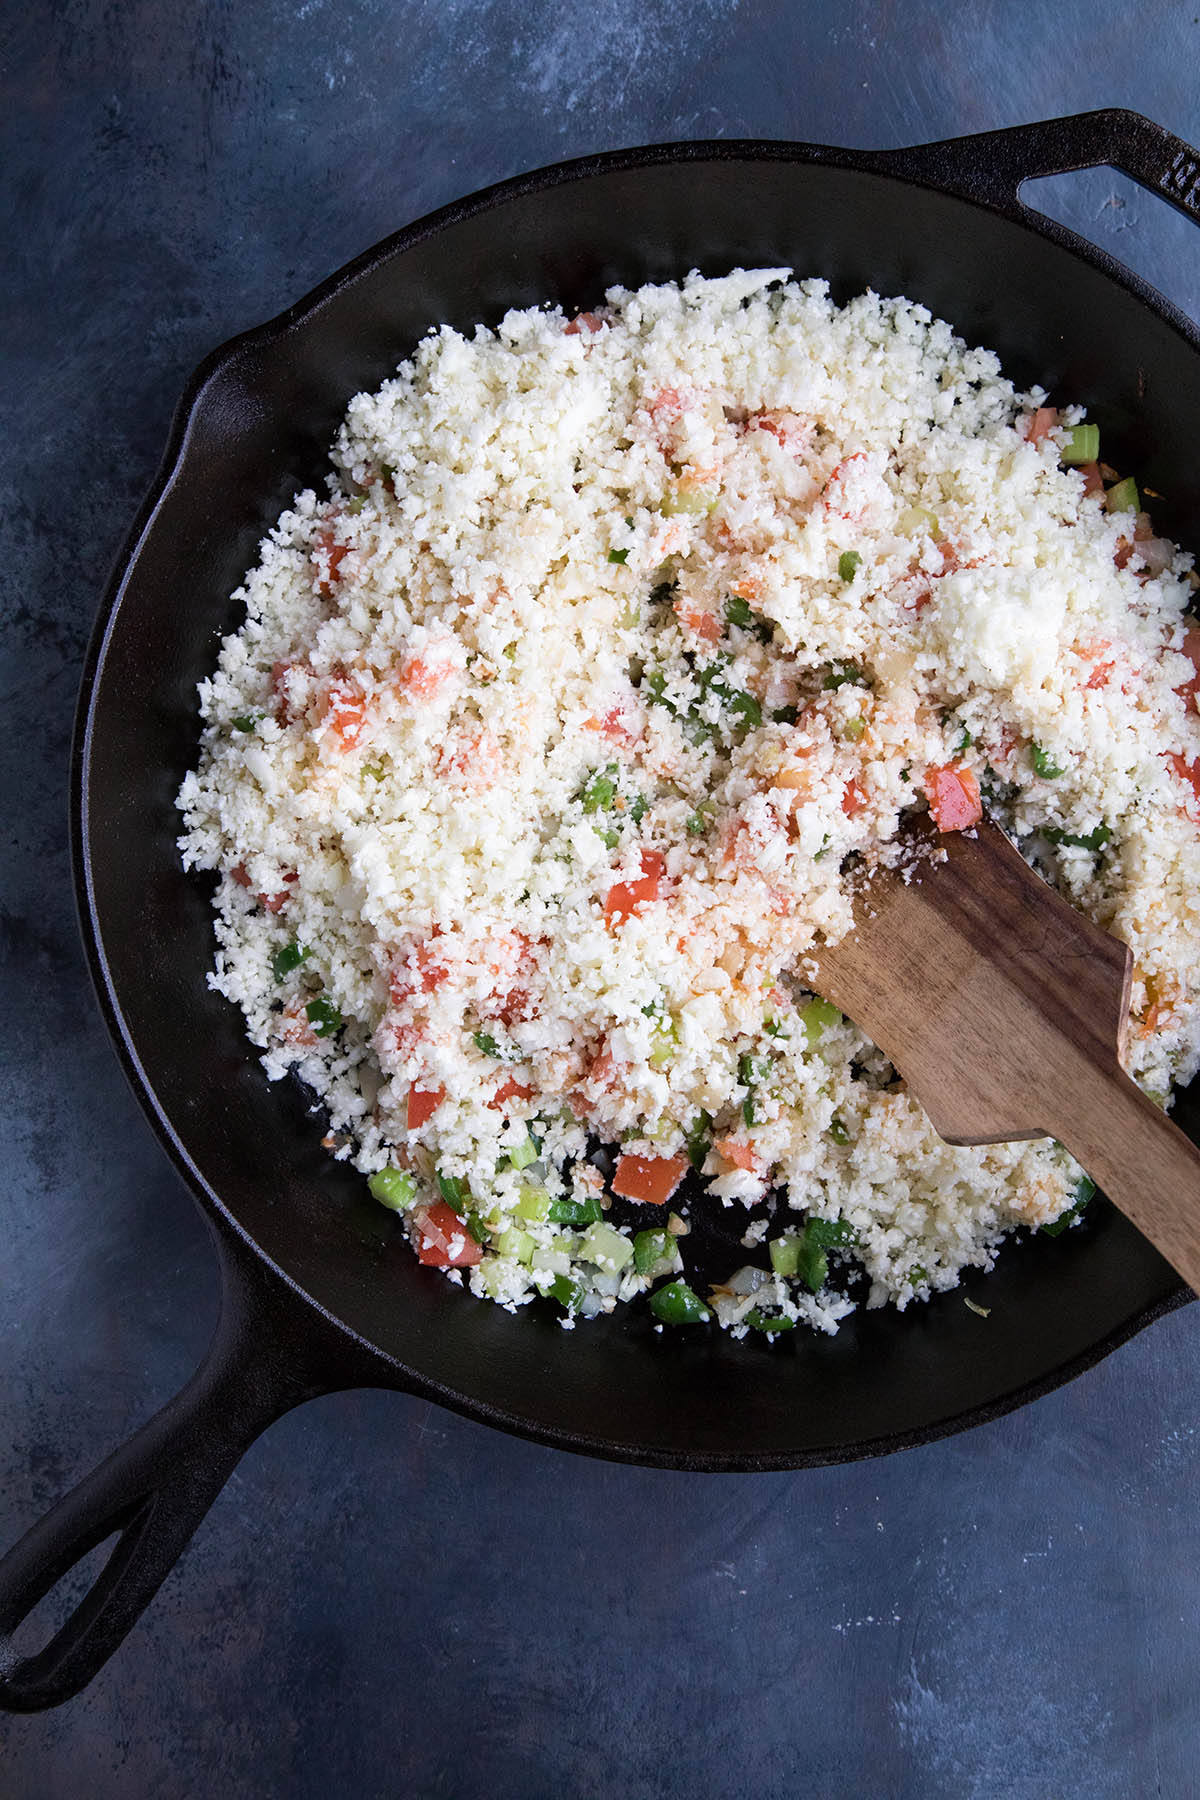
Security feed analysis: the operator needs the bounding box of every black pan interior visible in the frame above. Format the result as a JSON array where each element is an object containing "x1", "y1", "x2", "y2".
[{"x1": 79, "y1": 149, "x2": 1198, "y2": 1468}]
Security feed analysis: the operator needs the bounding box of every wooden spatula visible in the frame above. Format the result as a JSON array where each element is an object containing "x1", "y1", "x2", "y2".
[{"x1": 805, "y1": 817, "x2": 1200, "y2": 1292}]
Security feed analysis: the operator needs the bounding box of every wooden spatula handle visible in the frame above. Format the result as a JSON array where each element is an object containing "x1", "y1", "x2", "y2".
[{"x1": 1053, "y1": 1065, "x2": 1200, "y2": 1293}]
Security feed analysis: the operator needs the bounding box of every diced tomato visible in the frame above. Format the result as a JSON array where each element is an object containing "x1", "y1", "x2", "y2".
[
  {"x1": 583, "y1": 704, "x2": 637, "y2": 745},
  {"x1": 564, "y1": 311, "x2": 606, "y2": 335},
  {"x1": 1079, "y1": 461, "x2": 1104, "y2": 498},
  {"x1": 748, "y1": 410, "x2": 813, "y2": 454},
  {"x1": 821, "y1": 452, "x2": 870, "y2": 520},
  {"x1": 395, "y1": 645, "x2": 458, "y2": 701},
  {"x1": 611, "y1": 1152, "x2": 689, "y2": 1207},
  {"x1": 390, "y1": 933, "x2": 450, "y2": 1005},
  {"x1": 271, "y1": 658, "x2": 306, "y2": 724},
  {"x1": 925, "y1": 763, "x2": 982, "y2": 832},
  {"x1": 1114, "y1": 538, "x2": 1134, "y2": 571},
  {"x1": 414, "y1": 1201, "x2": 482, "y2": 1268},
  {"x1": 231, "y1": 863, "x2": 251, "y2": 888},
  {"x1": 1085, "y1": 659, "x2": 1115, "y2": 690},
  {"x1": 406, "y1": 1084, "x2": 446, "y2": 1130},
  {"x1": 323, "y1": 679, "x2": 366, "y2": 750},
  {"x1": 1166, "y1": 751, "x2": 1200, "y2": 820},
  {"x1": 1024, "y1": 406, "x2": 1059, "y2": 443},
  {"x1": 673, "y1": 595, "x2": 722, "y2": 643},
  {"x1": 605, "y1": 848, "x2": 665, "y2": 925},
  {"x1": 256, "y1": 872, "x2": 297, "y2": 913},
  {"x1": 488, "y1": 1076, "x2": 535, "y2": 1111},
  {"x1": 1177, "y1": 626, "x2": 1200, "y2": 709},
  {"x1": 841, "y1": 778, "x2": 868, "y2": 819},
  {"x1": 715, "y1": 1136, "x2": 758, "y2": 1172},
  {"x1": 280, "y1": 1004, "x2": 317, "y2": 1049},
  {"x1": 313, "y1": 528, "x2": 350, "y2": 597}
]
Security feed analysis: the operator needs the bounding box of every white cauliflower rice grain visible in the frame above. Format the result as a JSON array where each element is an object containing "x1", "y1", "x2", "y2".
[{"x1": 176, "y1": 271, "x2": 1200, "y2": 1335}]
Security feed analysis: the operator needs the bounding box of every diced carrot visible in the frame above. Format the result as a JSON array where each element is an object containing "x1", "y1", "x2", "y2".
[
  {"x1": 925, "y1": 763, "x2": 982, "y2": 832},
  {"x1": 715, "y1": 1136, "x2": 757, "y2": 1172},
  {"x1": 674, "y1": 595, "x2": 722, "y2": 643},
  {"x1": 611, "y1": 1152, "x2": 689, "y2": 1206},
  {"x1": 406, "y1": 1084, "x2": 446, "y2": 1131},
  {"x1": 728, "y1": 576, "x2": 763, "y2": 601},
  {"x1": 414, "y1": 1201, "x2": 482, "y2": 1268},
  {"x1": 488, "y1": 1076, "x2": 535, "y2": 1111},
  {"x1": 841, "y1": 778, "x2": 868, "y2": 818},
  {"x1": 1025, "y1": 406, "x2": 1059, "y2": 443},
  {"x1": 605, "y1": 848, "x2": 665, "y2": 925}
]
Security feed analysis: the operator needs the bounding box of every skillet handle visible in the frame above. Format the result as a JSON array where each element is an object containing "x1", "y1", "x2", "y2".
[
  {"x1": 874, "y1": 108, "x2": 1200, "y2": 232},
  {"x1": 0, "y1": 1234, "x2": 371, "y2": 1712}
]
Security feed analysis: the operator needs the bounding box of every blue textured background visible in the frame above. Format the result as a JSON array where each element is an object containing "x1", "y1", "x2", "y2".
[{"x1": 2, "y1": 3, "x2": 1199, "y2": 1794}]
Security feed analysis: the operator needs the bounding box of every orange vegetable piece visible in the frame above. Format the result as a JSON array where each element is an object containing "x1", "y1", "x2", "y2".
[
  {"x1": 564, "y1": 311, "x2": 605, "y2": 335},
  {"x1": 1166, "y1": 751, "x2": 1200, "y2": 820},
  {"x1": 414, "y1": 1201, "x2": 482, "y2": 1268},
  {"x1": 314, "y1": 528, "x2": 350, "y2": 597},
  {"x1": 715, "y1": 1136, "x2": 758, "y2": 1172},
  {"x1": 611, "y1": 1153, "x2": 689, "y2": 1206},
  {"x1": 605, "y1": 848, "x2": 665, "y2": 925},
  {"x1": 406, "y1": 1084, "x2": 446, "y2": 1130},
  {"x1": 323, "y1": 679, "x2": 366, "y2": 749},
  {"x1": 925, "y1": 763, "x2": 982, "y2": 832},
  {"x1": 1025, "y1": 406, "x2": 1059, "y2": 442},
  {"x1": 1178, "y1": 626, "x2": 1200, "y2": 709},
  {"x1": 488, "y1": 1076, "x2": 535, "y2": 1112},
  {"x1": 841, "y1": 778, "x2": 868, "y2": 818},
  {"x1": 673, "y1": 596, "x2": 722, "y2": 643}
]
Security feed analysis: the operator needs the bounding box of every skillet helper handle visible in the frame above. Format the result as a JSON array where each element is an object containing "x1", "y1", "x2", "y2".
[
  {"x1": 1051, "y1": 1063, "x2": 1200, "y2": 1296},
  {"x1": 0, "y1": 1239, "x2": 362, "y2": 1712},
  {"x1": 877, "y1": 109, "x2": 1200, "y2": 231}
]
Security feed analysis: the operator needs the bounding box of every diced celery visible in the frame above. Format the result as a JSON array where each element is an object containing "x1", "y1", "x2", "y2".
[
  {"x1": 769, "y1": 1233, "x2": 803, "y2": 1277},
  {"x1": 800, "y1": 997, "x2": 842, "y2": 1046},
  {"x1": 662, "y1": 486, "x2": 719, "y2": 516},
  {"x1": 648, "y1": 1015, "x2": 678, "y2": 1068},
  {"x1": 1061, "y1": 422, "x2": 1099, "y2": 466},
  {"x1": 496, "y1": 1226, "x2": 536, "y2": 1264},
  {"x1": 515, "y1": 1185, "x2": 552, "y2": 1223},
  {"x1": 368, "y1": 1167, "x2": 417, "y2": 1212},
  {"x1": 1105, "y1": 476, "x2": 1139, "y2": 514},
  {"x1": 842, "y1": 717, "x2": 866, "y2": 742},
  {"x1": 579, "y1": 1221, "x2": 634, "y2": 1272},
  {"x1": 897, "y1": 504, "x2": 940, "y2": 537},
  {"x1": 504, "y1": 1134, "x2": 539, "y2": 1171}
]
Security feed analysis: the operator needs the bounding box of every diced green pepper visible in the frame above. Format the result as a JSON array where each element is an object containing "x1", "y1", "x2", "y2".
[
  {"x1": 799, "y1": 997, "x2": 842, "y2": 1045},
  {"x1": 633, "y1": 1228, "x2": 675, "y2": 1276},
  {"x1": 466, "y1": 1210, "x2": 489, "y2": 1246},
  {"x1": 838, "y1": 550, "x2": 861, "y2": 582},
  {"x1": 745, "y1": 1308, "x2": 795, "y2": 1333},
  {"x1": 305, "y1": 997, "x2": 342, "y2": 1036},
  {"x1": 436, "y1": 1170, "x2": 468, "y2": 1208},
  {"x1": 1044, "y1": 823, "x2": 1110, "y2": 853},
  {"x1": 232, "y1": 713, "x2": 262, "y2": 733},
  {"x1": 724, "y1": 595, "x2": 773, "y2": 642},
  {"x1": 551, "y1": 1273, "x2": 585, "y2": 1312},
  {"x1": 271, "y1": 940, "x2": 311, "y2": 982},
  {"x1": 548, "y1": 1195, "x2": 603, "y2": 1225},
  {"x1": 1030, "y1": 742, "x2": 1065, "y2": 779},
  {"x1": 828, "y1": 1116, "x2": 850, "y2": 1146},
  {"x1": 473, "y1": 1030, "x2": 501, "y2": 1057},
  {"x1": 649, "y1": 1279, "x2": 710, "y2": 1324},
  {"x1": 1061, "y1": 422, "x2": 1099, "y2": 466},
  {"x1": 795, "y1": 1238, "x2": 828, "y2": 1294},
  {"x1": 608, "y1": 547, "x2": 630, "y2": 565},
  {"x1": 822, "y1": 661, "x2": 867, "y2": 691},
  {"x1": 805, "y1": 1216, "x2": 857, "y2": 1249},
  {"x1": 368, "y1": 1167, "x2": 418, "y2": 1212},
  {"x1": 686, "y1": 807, "x2": 711, "y2": 837},
  {"x1": 581, "y1": 765, "x2": 618, "y2": 812},
  {"x1": 1041, "y1": 1173, "x2": 1097, "y2": 1236},
  {"x1": 684, "y1": 1112, "x2": 713, "y2": 1171}
]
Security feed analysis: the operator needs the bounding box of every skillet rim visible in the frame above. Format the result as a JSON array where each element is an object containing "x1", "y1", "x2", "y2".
[{"x1": 71, "y1": 124, "x2": 1197, "y2": 1473}]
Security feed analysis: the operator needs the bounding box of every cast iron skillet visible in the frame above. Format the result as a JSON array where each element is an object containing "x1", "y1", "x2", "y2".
[{"x1": 3, "y1": 109, "x2": 1200, "y2": 1712}]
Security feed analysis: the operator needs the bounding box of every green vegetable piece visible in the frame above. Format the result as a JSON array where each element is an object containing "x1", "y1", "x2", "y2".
[
  {"x1": 271, "y1": 940, "x2": 311, "y2": 982},
  {"x1": 548, "y1": 1195, "x2": 603, "y2": 1225},
  {"x1": 466, "y1": 1210, "x2": 489, "y2": 1246},
  {"x1": 745, "y1": 1308, "x2": 795, "y2": 1333},
  {"x1": 496, "y1": 1226, "x2": 535, "y2": 1264},
  {"x1": 686, "y1": 808, "x2": 711, "y2": 837},
  {"x1": 1061, "y1": 422, "x2": 1099, "y2": 466},
  {"x1": 649, "y1": 1279, "x2": 710, "y2": 1325},
  {"x1": 473, "y1": 1030, "x2": 501, "y2": 1057},
  {"x1": 595, "y1": 825, "x2": 620, "y2": 848},
  {"x1": 347, "y1": 494, "x2": 368, "y2": 515},
  {"x1": 1105, "y1": 476, "x2": 1139, "y2": 514},
  {"x1": 729, "y1": 689, "x2": 762, "y2": 729},
  {"x1": 1030, "y1": 742, "x2": 1065, "y2": 779},
  {"x1": 823, "y1": 661, "x2": 866, "y2": 691},
  {"x1": 581, "y1": 765, "x2": 619, "y2": 812},
  {"x1": 232, "y1": 713, "x2": 262, "y2": 733},
  {"x1": 305, "y1": 997, "x2": 342, "y2": 1036},
  {"x1": 799, "y1": 997, "x2": 842, "y2": 1045},
  {"x1": 515, "y1": 1185, "x2": 552, "y2": 1223},
  {"x1": 1041, "y1": 1173, "x2": 1097, "y2": 1236},
  {"x1": 504, "y1": 1134, "x2": 539, "y2": 1172},
  {"x1": 633, "y1": 1229, "x2": 675, "y2": 1276},
  {"x1": 579, "y1": 1221, "x2": 634, "y2": 1271},
  {"x1": 662, "y1": 486, "x2": 718, "y2": 517},
  {"x1": 828, "y1": 1116, "x2": 850, "y2": 1146},
  {"x1": 436, "y1": 1170, "x2": 467, "y2": 1208},
  {"x1": 628, "y1": 794, "x2": 649, "y2": 824},
  {"x1": 769, "y1": 1234, "x2": 803, "y2": 1277},
  {"x1": 368, "y1": 1167, "x2": 417, "y2": 1212},
  {"x1": 608, "y1": 547, "x2": 630, "y2": 564},
  {"x1": 805, "y1": 1216, "x2": 857, "y2": 1249},
  {"x1": 795, "y1": 1237, "x2": 828, "y2": 1293},
  {"x1": 648, "y1": 1015, "x2": 678, "y2": 1068},
  {"x1": 551, "y1": 1273, "x2": 585, "y2": 1313},
  {"x1": 724, "y1": 595, "x2": 773, "y2": 642},
  {"x1": 1044, "y1": 823, "x2": 1110, "y2": 853},
  {"x1": 684, "y1": 1111, "x2": 713, "y2": 1171},
  {"x1": 843, "y1": 717, "x2": 866, "y2": 743},
  {"x1": 838, "y1": 550, "x2": 861, "y2": 582}
]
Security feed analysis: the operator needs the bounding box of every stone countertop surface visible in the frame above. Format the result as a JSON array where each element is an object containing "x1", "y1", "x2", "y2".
[{"x1": 2, "y1": 3, "x2": 1199, "y2": 1795}]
